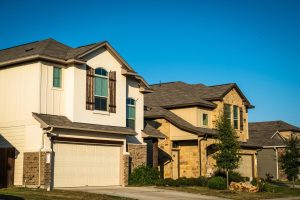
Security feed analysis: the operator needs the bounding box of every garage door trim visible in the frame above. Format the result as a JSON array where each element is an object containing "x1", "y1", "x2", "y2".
[{"x1": 52, "y1": 136, "x2": 123, "y2": 146}]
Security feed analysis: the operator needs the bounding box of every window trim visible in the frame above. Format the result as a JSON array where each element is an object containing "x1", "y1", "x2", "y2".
[
  {"x1": 202, "y1": 113, "x2": 209, "y2": 127},
  {"x1": 126, "y1": 98, "x2": 136, "y2": 130},
  {"x1": 94, "y1": 67, "x2": 109, "y2": 111},
  {"x1": 53, "y1": 67, "x2": 62, "y2": 88}
]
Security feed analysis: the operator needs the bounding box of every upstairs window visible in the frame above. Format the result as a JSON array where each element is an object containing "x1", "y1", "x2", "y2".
[
  {"x1": 202, "y1": 113, "x2": 208, "y2": 126},
  {"x1": 126, "y1": 98, "x2": 136, "y2": 129},
  {"x1": 94, "y1": 68, "x2": 108, "y2": 111},
  {"x1": 224, "y1": 104, "x2": 231, "y2": 122},
  {"x1": 233, "y1": 105, "x2": 239, "y2": 129},
  {"x1": 53, "y1": 67, "x2": 62, "y2": 88}
]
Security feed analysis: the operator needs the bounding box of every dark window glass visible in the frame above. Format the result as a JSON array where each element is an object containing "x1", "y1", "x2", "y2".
[
  {"x1": 202, "y1": 113, "x2": 208, "y2": 126},
  {"x1": 126, "y1": 119, "x2": 135, "y2": 130},
  {"x1": 95, "y1": 68, "x2": 108, "y2": 76},
  {"x1": 233, "y1": 105, "x2": 239, "y2": 129},
  {"x1": 224, "y1": 104, "x2": 231, "y2": 121},
  {"x1": 53, "y1": 67, "x2": 62, "y2": 88},
  {"x1": 95, "y1": 96, "x2": 107, "y2": 111},
  {"x1": 126, "y1": 98, "x2": 135, "y2": 129}
]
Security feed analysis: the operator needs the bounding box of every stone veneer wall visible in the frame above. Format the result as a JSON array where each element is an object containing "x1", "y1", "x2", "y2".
[
  {"x1": 23, "y1": 152, "x2": 51, "y2": 187},
  {"x1": 122, "y1": 154, "x2": 129, "y2": 186},
  {"x1": 177, "y1": 140, "x2": 200, "y2": 178},
  {"x1": 128, "y1": 144, "x2": 147, "y2": 172}
]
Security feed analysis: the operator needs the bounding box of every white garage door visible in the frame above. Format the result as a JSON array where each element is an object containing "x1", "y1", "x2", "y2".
[
  {"x1": 236, "y1": 155, "x2": 253, "y2": 178},
  {"x1": 53, "y1": 142, "x2": 121, "y2": 187}
]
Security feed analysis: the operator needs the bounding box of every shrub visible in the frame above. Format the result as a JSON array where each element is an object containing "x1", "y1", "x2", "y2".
[
  {"x1": 207, "y1": 176, "x2": 227, "y2": 190},
  {"x1": 265, "y1": 173, "x2": 274, "y2": 182},
  {"x1": 251, "y1": 178, "x2": 258, "y2": 186},
  {"x1": 129, "y1": 165, "x2": 159, "y2": 185},
  {"x1": 214, "y1": 170, "x2": 244, "y2": 183}
]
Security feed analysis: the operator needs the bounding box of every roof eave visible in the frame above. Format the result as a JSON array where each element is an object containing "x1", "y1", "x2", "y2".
[{"x1": 0, "y1": 55, "x2": 85, "y2": 68}]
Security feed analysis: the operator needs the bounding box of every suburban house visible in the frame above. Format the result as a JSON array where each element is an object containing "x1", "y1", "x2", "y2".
[
  {"x1": 248, "y1": 121, "x2": 300, "y2": 180},
  {"x1": 0, "y1": 38, "x2": 152, "y2": 189},
  {"x1": 143, "y1": 81, "x2": 261, "y2": 180}
]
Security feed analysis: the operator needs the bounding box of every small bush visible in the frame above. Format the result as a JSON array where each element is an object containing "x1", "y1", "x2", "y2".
[
  {"x1": 251, "y1": 178, "x2": 258, "y2": 186},
  {"x1": 214, "y1": 170, "x2": 244, "y2": 183},
  {"x1": 129, "y1": 165, "x2": 159, "y2": 185},
  {"x1": 265, "y1": 173, "x2": 274, "y2": 182},
  {"x1": 207, "y1": 176, "x2": 227, "y2": 190}
]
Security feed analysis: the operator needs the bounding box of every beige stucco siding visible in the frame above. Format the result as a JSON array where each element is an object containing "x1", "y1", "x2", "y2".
[{"x1": 170, "y1": 107, "x2": 198, "y2": 126}]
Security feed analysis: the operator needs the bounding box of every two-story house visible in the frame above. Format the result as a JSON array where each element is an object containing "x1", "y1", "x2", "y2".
[
  {"x1": 248, "y1": 121, "x2": 300, "y2": 180},
  {"x1": 0, "y1": 38, "x2": 151, "y2": 189},
  {"x1": 143, "y1": 81, "x2": 260, "y2": 180}
]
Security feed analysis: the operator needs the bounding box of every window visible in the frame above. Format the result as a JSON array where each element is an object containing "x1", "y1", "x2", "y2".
[
  {"x1": 53, "y1": 67, "x2": 62, "y2": 88},
  {"x1": 202, "y1": 113, "x2": 208, "y2": 126},
  {"x1": 126, "y1": 98, "x2": 135, "y2": 129},
  {"x1": 94, "y1": 68, "x2": 108, "y2": 111},
  {"x1": 233, "y1": 105, "x2": 239, "y2": 129},
  {"x1": 224, "y1": 104, "x2": 231, "y2": 122}
]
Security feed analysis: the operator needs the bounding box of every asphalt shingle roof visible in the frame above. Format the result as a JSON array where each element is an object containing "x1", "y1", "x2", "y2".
[
  {"x1": 145, "y1": 106, "x2": 217, "y2": 136},
  {"x1": 0, "y1": 38, "x2": 105, "y2": 63},
  {"x1": 142, "y1": 123, "x2": 166, "y2": 139},
  {"x1": 145, "y1": 81, "x2": 253, "y2": 109},
  {"x1": 248, "y1": 121, "x2": 300, "y2": 147},
  {"x1": 32, "y1": 113, "x2": 137, "y2": 135}
]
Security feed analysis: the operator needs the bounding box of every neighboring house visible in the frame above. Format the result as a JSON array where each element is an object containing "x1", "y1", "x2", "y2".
[
  {"x1": 249, "y1": 121, "x2": 300, "y2": 180},
  {"x1": 0, "y1": 38, "x2": 151, "y2": 188},
  {"x1": 143, "y1": 81, "x2": 260, "y2": 180}
]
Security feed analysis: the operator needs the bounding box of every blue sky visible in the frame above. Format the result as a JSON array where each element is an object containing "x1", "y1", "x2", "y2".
[{"x1": 0, "y1": 0, "x2": 299, "y2": 126}]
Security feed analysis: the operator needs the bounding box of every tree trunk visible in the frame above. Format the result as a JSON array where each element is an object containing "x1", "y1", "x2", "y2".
[
  {"x1": 293, "y1": 176, "x2": 295, "y2": 189},
  {"x1": 226, "y1": 169, "x2": 229, "y2": 190}
]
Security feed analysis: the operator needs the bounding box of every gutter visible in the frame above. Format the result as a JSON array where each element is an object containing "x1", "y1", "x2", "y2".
[
  {"x1": 39, "y1": 127, "x2": 53, "y2": 189},
  {"x1": 0, "y1": 55, "x2": 85, "y2": 68}
]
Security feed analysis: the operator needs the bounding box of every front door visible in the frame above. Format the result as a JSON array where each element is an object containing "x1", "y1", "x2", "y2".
[{"x1": 172, "y1": 150, "x2": 179, "y2": 179}]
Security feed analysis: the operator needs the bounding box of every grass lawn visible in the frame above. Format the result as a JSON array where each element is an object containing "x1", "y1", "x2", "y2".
[
  {"x1": 159, "y1": 184, "x2": 300, "y2": 200},
  {"x1": 0, "y1": 187, "x2": 134, "y2": 200}
]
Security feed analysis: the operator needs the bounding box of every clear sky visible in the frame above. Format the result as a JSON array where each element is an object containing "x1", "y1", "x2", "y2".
[{"x1": 0, "y1": 0, "x2": 299, "y2": 126}]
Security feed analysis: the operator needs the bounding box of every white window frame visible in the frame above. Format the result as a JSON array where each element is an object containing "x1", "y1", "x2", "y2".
[
  {"x1": 94, "y1": 68, "x2": 109, "y2": 112},
  {"x1": 126, "y1": 98, "x2": 136, "y2": 130}
]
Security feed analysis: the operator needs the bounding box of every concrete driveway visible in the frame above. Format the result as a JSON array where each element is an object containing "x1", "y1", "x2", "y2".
[{"x1": 62, "y1": 186, "x2": 227, "y2": 200}]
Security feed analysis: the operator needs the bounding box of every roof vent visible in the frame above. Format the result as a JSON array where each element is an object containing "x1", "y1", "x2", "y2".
[{"x1": 25, "y1": 48, "x2": 34, "y2": 52}]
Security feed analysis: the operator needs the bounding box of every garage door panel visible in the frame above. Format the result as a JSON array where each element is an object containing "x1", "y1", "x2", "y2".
[
  {"x1": 235, "y1": 155, "x2": 253, "y2": 178},
  {"x1": 53, "y1": 142, "x2": 121, "y2": 187}
]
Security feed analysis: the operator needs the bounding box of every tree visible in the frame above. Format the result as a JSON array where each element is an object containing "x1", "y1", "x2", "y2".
[
  {"x1": 280, "y1": 135, "x2": 300, "y2": 189},
  {"x1": 214, "y1": 114, "x2": 240, "y2": 189}
]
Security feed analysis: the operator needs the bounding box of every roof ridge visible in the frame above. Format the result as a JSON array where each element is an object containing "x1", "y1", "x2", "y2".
[
  {"x1": 209, "y1": 83, "x2": 236, "y2": 87},
  {"x1": 150, "y1": 81, "x2": 185, "y2": 86},
  {"x1": 249, "y1": 120, "x2": 284, "y2": 124}
]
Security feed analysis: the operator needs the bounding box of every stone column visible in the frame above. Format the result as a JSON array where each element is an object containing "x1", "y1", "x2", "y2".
[{"x1": 122, "y1": 154, "x2": 130, "y2": 186}]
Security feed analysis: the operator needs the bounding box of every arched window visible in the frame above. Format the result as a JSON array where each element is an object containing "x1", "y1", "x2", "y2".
[
  {"x1": 94, "y1": 67, "x2": 108, "y2": 111},
  {"x1": 126, "y1": 98, "x2": 136, "y2": 129}
]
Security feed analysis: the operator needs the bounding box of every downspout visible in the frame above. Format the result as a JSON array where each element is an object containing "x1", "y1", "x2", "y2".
[
  {"x1": 38, "y1": 127, "x2": 53, "y2": 189},
  {"x1": 275, "y1": 147, "x2": 279, "y2": 180}
]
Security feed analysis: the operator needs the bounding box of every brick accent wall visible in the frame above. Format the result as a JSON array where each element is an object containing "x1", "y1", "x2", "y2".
[
  {"x1": 128, "y1": 144, "x2": 147, "y2": 172},
  {"x1": 23, "y1": 152, "x2": 51, "y2": 187}
]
